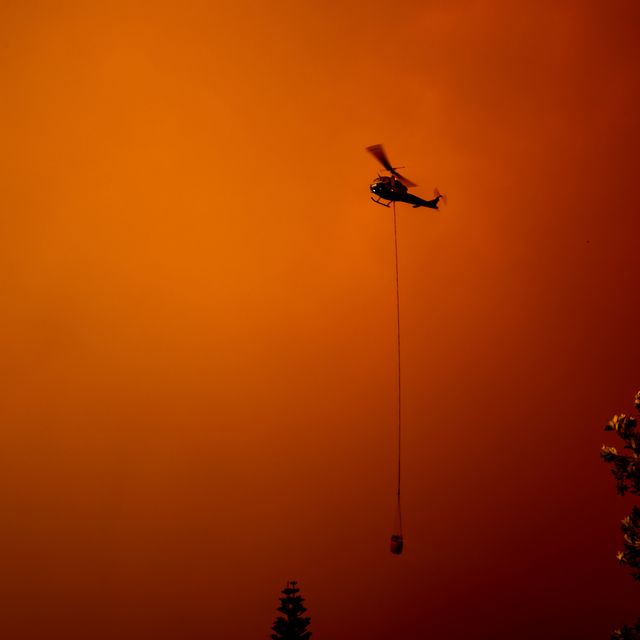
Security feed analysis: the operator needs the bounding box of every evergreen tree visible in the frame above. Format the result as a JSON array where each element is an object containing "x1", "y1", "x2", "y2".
[
  {"x1": 601, "y1": 391, "x2": 640, "y2": 639},
  {"x1": 270, "y1": 581, "x2": 312, "y2": 640}
]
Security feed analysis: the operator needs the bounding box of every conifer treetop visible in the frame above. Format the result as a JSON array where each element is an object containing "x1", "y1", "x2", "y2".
[{"x1": 270, "y1": 580, "x2": 312, "y2": 640}]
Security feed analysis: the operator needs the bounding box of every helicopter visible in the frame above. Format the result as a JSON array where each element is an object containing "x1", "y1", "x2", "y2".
[{"x1": 366, "y1": 144, "x2": 445, "y2": 209}]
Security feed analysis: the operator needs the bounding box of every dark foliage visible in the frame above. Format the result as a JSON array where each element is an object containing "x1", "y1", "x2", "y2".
[
  {"x1": 601, "y1": 391, "x2": 640, "y2": 638},
  {"x1": 270, "y1": 581, "x2": 312, "y2": 640},
  {"x1": 611, "y1": 619, "x2": 640, "y2": 640}
]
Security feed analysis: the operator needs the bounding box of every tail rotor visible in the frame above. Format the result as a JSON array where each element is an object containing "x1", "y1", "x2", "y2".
[{"x1": 434, "y1": 187, "x2": 448, "y2": 206}]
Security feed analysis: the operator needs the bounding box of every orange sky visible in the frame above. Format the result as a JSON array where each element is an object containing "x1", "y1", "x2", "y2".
[{"x1": 1, "y1": 1, "x2": 640, "y2": 638}]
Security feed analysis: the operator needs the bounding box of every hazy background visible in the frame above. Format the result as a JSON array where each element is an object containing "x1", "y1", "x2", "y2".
[{"x1": 1, "y1": 1, "x2": 639, "y2": 638}]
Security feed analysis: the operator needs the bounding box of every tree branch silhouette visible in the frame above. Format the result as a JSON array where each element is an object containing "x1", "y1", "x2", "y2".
[{"x1": 601, "y1": 391, "x2": 640, "y2": 639}]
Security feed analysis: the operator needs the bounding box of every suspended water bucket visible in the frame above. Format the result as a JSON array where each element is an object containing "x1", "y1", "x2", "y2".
[{"x1": 390, "y1": 534, "x2": 404, "y2": 555}]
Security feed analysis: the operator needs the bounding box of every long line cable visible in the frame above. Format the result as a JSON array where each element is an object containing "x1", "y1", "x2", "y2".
[{"x1": 392, "y1": 201, "x2": 402, "y2": 531}]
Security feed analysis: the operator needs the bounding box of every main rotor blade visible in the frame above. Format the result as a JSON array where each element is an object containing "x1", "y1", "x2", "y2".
[
  {"x1": 394, "y1": 172, "x2": 417, "y2": 188},
  {"x1": 366, "y1": 144, "x2": 417, "y2": 187},
  {"x1": 366, "y1": 144, "x2": 393, "y2": 172}
]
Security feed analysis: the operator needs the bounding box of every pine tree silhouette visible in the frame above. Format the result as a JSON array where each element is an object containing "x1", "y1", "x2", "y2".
[{"x1": 270, "y1": 580, "x2": 312, "y2": 640}]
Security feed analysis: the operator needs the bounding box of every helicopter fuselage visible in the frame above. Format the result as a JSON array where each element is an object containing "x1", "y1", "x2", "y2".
[{"x1": 370, "y1": 176, "x2": 441, "y2": 209}]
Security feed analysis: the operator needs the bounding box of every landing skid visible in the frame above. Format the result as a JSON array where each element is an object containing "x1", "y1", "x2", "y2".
[{"x1": 371, "y1": 197, "x2": 392, "y2": 208}]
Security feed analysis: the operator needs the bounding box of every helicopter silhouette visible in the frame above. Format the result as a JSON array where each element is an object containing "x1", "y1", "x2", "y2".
[{"x1": 366, "y1": 144, "x2": 445, "y2": 209}]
